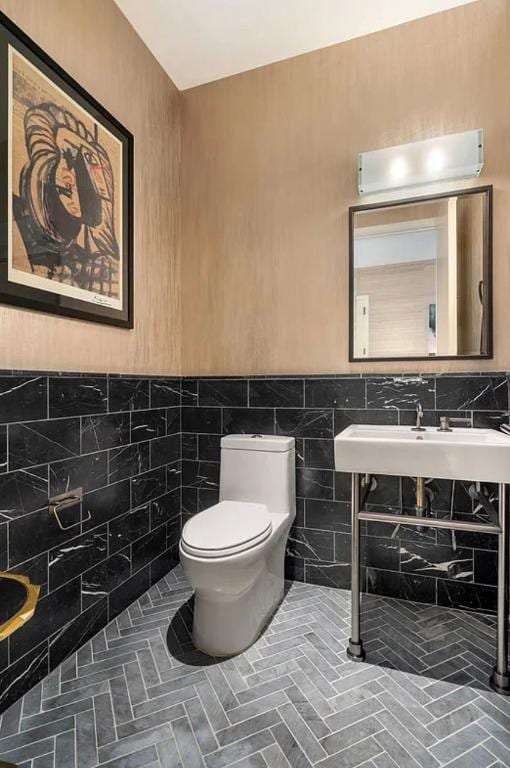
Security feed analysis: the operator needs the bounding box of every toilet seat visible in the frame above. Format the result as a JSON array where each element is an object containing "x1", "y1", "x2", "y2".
[{"x1": 181, "y1": 500, "x2": 272, "y2": 558}]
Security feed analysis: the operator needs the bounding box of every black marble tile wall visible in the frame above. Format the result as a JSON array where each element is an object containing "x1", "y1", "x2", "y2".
[
  {"x1": 0, "y1": 372, "x2": 181, "y2": 714},
  {"x1": 181, "y1": 373, "x2": 510, "y2": 619},
  {"x1": 2, "y1": 369, "x2": 508, "y2": 715}
]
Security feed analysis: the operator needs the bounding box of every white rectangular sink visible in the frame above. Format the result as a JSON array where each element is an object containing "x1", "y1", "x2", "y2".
[{"x1": 334, "y1": 424, "x2": 510, "y2": 483}]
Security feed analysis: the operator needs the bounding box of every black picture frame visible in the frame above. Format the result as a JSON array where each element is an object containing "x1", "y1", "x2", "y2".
[
  {"x1": 348, "y1": 185, "x2": 493, "y2": 363},
  {"x1": 0, "y1": 11, "x2": 134, "y2": 328}
]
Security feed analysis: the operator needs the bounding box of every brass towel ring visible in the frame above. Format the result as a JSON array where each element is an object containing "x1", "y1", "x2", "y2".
[{"x1": 0, "y1": 573, "x2": 41, "y2": 641}]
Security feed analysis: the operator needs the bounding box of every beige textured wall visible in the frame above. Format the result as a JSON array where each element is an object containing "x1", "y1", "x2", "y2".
[
  {"x1": 0, "y1": 0, "x2": 181, "y2": 374},
  {"x1": 181, "y1": 0, "x2": 510, "y2": 375}
]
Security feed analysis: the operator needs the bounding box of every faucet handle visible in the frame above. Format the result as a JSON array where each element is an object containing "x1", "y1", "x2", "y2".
[
  {"x1": 438, "y1": 415, "x2": 471, "y2": 432},
  {"x1": 439, "y1": 416, "x2": 451, "y2": 432}
]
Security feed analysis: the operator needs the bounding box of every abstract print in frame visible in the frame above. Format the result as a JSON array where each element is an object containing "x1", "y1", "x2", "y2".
[{"x1": 0, "y1": 11, "x2": 133, "y2": 327}]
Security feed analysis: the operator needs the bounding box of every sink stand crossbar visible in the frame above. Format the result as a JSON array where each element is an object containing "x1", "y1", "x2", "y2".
[{"x1": 348, "y1": 473, "x2": 510, "y2": 695}]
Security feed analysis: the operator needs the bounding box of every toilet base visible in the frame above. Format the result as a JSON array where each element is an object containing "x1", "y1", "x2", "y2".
[{"x1": 192, "y1": 571, "x2": 284, "y2": 656}]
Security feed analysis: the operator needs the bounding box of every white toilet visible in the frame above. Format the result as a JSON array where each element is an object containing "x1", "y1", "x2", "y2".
[{"x1": 179, "y1": 434, "x2": 295, "y2": 656}]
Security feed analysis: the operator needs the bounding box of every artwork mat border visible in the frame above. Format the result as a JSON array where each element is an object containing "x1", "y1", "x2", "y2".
[{"x1": 0, "y1": 9, "x2": 133, "y2": 328}]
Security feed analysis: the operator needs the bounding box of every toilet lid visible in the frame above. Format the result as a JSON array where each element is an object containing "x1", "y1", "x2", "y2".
[{"x1": 181, "y1": 500, "x2": 272, "y2": 558}]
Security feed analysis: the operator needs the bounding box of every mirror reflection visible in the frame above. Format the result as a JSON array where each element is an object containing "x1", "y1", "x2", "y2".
[{"x1": 350, "y1": 188, "x2": 491, "y2": 361}]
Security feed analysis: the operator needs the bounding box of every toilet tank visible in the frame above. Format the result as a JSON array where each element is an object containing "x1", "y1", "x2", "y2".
[{"x1": 219, "y1": 435, "x2": 295, "y2": 515}]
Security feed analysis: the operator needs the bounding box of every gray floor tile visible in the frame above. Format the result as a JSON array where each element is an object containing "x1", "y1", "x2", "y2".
[
  {"x1": 442, "y1": 744, "x2": 495, "y2": 768},
  {"x1": 277, "y1": 701, "x2": 326, "y2": 762},
  {"x1": 54, "y1": 730, "x2": 76, "y2": 768},
  {"x1": 172, "y1": 715, "x2": 206, "y2": 768},
  {"x1": 315, "y1": 735, "x2": 382, "y2": 768},
  {"x1": 76, "y1": 709, "x2": 98, "y2": 768},
  {"x1": 2, "y1": 565, "x2": 510, "y2": 768},
  {"x1": 117, "y1": 702, "x2": 185, "y2": 739},
  {"x1": 426, "y1": 702, "x2": 483, "y2": 740},
  {"x1": 205, "y1": 730, "x2": 274, "y2": 768},
  {"x1": 271, "y1": 721, "x2": 313, "y2": 768},
  {"x1": 184, "y1": 697, "x2": 218, "y2": 755},
  {"x1": 430, "y1": 722, "x2": 489, "y2": 764},
  {"x1": 261, "y1": 743, "x2": 293, "y2": 768}
]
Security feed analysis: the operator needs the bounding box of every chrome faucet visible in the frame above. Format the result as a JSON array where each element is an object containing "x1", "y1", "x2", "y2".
[
  {"x1": 411, "y1": 402, "x2": 426, "y2": 432},
  {"x1": 438, "y1": 415, "x2": 472, "y2": 432}
]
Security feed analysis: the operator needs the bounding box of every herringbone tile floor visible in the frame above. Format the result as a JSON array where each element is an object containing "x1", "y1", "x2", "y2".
[{"x1": 1, "y1": 566, "x2": 510, "y2": 768}]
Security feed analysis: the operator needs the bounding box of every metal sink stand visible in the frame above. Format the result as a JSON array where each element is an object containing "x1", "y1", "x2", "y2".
[{"x1": 347, "y1": 473, "x2": 510, "y2": 695}]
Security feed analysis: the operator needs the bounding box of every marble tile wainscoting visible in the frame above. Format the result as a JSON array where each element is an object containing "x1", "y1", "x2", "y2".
[
  {"x1": 0, "y1": 372, "x2": 182, "y2": 714},
  {"x1": 181, "y1": 373, "x2": 510, "y2": 618},
  {"x1": 2, "y1": 369, "x2": 509, "y2": 717}
]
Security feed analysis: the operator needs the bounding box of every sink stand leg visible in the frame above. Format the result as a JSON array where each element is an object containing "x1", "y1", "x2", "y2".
[
  {"x1": 348, "y1": 472, "x2": 365, "y2": 661},
  {"x1": 490, "y1": 483, "x2": 510, "y2": 695}
]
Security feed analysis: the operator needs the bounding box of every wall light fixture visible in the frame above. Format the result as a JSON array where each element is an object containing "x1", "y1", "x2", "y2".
[{"x1": 358, "y1": 129, "x2": 483, "y2": 195}]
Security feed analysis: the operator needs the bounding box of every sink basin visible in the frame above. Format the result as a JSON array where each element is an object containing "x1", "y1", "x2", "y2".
[{"x1": 334, "y1": 424, "x2": 510, "y2": 483}]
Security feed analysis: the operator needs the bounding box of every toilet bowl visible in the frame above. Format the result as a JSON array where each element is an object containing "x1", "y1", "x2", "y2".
[{"x1": 179, "y1": 434, "x2": 295, "y2": 656}]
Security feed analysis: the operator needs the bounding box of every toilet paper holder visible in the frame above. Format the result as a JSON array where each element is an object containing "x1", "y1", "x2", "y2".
[{"x1": 49, "y1": 487, "x2": 89, "y2": 530}]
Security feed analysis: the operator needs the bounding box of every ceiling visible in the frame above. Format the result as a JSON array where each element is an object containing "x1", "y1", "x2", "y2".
[{"x1": 115, "y1": 0, "x2": 478, "y2": 90}]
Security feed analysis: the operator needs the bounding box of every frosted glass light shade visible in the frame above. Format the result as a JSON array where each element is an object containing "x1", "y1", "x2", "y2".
[{"x1": 358, "y1": 129, "x2": 483, "y2": 195}]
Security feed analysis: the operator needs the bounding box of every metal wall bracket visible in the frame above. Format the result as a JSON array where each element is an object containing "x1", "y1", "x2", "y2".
[
  {"x1": 348, "y1": 473, "x2": 510, "y2": 695},
  {"x1": 49, "y1": 487, "x2": 88, "y2": 530}
]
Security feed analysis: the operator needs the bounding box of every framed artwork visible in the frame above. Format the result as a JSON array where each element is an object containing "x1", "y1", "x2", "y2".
[{"x1": 0, "y1": 11, "x2": 133, "y2": 327}]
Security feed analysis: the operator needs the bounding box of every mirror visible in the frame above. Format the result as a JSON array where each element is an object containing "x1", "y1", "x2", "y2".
[{"x1": 349, "y1": 186, "x2": 492, "y2": 361}]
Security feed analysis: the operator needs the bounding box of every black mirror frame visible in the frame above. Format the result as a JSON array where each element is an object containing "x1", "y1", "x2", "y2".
[{"x1": 348, "y1": 185, "x2": 493, "y2": 363}]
